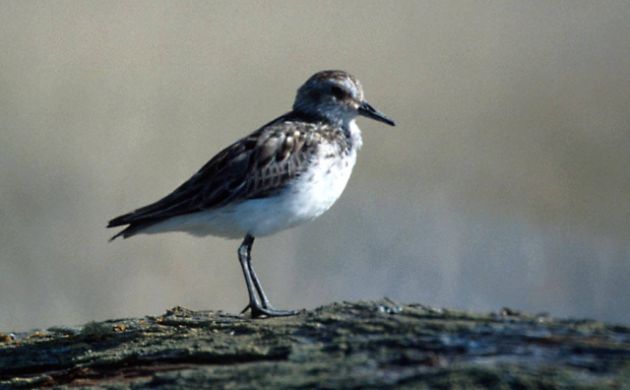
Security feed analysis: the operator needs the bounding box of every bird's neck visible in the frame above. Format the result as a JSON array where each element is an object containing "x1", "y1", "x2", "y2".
[
  {"x1": 290, "y1": 108, "x2": 362, "y2": 150},
  {"x1": 346, "y1": 119, "x2": 363, "y2": 151}
]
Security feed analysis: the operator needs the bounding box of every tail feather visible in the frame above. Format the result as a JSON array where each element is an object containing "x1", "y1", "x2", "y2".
[
  {"x1": 109, "y1": 228, "x2": 128, "y2": 242},
  {"x1": 107, "y1": 212, "x2": 164, "y2": 241}
]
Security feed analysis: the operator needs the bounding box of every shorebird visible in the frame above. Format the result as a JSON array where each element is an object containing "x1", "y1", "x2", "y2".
[{"x1": 108, "y1": 70, "x2": 395, "y2": 318}]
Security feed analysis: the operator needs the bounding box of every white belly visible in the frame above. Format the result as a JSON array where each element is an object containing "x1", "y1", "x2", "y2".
[
  {"x1": 223, "y1": 149, "x2": 357, "y2": 238},
  {"x1": 143, "y1": 132, "x2": 361, "y2": 239}
]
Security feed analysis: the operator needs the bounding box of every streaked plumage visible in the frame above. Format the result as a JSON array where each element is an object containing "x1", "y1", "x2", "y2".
[{"x1": 108, "y1": 70, "x2": 395, "y2": 317}]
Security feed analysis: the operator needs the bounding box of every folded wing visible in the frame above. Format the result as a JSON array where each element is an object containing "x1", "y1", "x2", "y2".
[{"x1": 107, "y1": 117, "x2": 322, "y2": 239}]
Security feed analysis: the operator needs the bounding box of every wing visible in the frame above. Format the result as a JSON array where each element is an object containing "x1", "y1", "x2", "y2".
[{"x1": 107, "y1": 115, "x2": 337, "y2": 239}]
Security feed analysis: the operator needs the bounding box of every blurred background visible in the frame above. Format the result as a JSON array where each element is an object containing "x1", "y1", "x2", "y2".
[{"x1": 1, "y1": 1, "x2": 629, "y2": 331}]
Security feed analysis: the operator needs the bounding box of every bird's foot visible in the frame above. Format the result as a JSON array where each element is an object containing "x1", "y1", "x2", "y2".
[
  {"x1": 240, "y1": 303, "x2": 298, "y2": 318},
  {"x1": 251, "y1": 306, "x2": 298, "y2": 318}
]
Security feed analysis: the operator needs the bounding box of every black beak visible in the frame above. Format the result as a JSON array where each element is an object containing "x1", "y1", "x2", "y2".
[{"x1": 358, "y1": 101, "x2": 396, "y2": 126}]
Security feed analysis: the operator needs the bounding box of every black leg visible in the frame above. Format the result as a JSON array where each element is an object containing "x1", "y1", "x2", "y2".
[
  {"x1": 237, "y1": 234, "x2": 297, "y2": 318},
  {"x1": 239, "y1": 234, "x2": 271, "y2": 308},
  {"x1": 243, "y1": 238, "x2": 274, "y2": 309},
  {"x1": 238, "y1": 235, "x2": 262, "y2": 311},
  {"x1": 249, "y1": 261, "x2": 274, "y2": 309}
]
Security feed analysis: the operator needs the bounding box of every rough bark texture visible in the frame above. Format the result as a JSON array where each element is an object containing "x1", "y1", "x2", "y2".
[{"x1": 1, "y1": 299, "x2": 629, "y2": 389}]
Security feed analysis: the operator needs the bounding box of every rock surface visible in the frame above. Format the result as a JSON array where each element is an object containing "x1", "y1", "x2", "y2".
[{"x1": 1, "y1": 299, "x2": 629, "y2": 388}]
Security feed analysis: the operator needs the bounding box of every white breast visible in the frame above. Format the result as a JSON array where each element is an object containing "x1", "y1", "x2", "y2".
[{"x1": 279, "y1": 143, "x2": 357, "y2": 226}]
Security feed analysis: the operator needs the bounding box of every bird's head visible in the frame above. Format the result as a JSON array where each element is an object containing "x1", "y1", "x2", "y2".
[{"x1": 293, "y1": 70, "x2": 395, "y2": 127}]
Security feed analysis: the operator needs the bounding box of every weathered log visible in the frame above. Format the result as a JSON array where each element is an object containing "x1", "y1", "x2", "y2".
[{"x1": 1, "y1": 299, "x2": 629, "y2": 388}]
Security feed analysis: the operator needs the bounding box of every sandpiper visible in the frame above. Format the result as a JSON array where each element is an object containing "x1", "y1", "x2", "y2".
[{"x1": 108, "y1": 70, "x2": 395, "y2": 318}]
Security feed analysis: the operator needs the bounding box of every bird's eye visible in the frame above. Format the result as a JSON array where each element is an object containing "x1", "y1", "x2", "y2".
[{"x1": 330, "y1": 86, "x2": 346, "y2": 100}]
